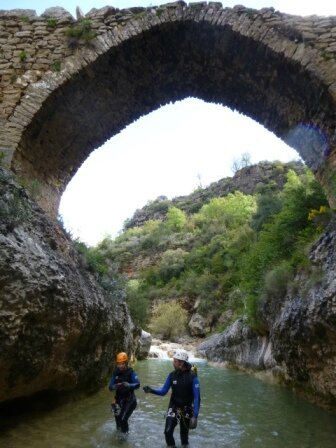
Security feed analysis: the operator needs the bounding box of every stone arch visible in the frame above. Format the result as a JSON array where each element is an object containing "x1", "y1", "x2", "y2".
[{"x1": 3, "y1": 4, "x2": 336, "y2": 214}]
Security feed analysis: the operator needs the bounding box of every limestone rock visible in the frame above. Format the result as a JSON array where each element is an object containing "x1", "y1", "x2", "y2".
[
  {"x1": 188, "y1": 313, "x2": 207, "y2": 337},
  {"x1": 86, "y1": 6, "x2": 119, "y2": 18},
  {"x1": 136, "y1": 330, "x2": 152, "y2": 360},
  {"x1": 41, "y1": 7, "x2": 74, "y2": 21},
  {"x1": 197, "y1": 317, "x2": 275, "y2": 370},
  {"x1": 0, "y1": 9, "x2": 37, "y2": 17},
  {"x1": 197, "y1": 220, "x2": 336, "y2": 409},
  {"x1": 76, "y1": 6, "x2": 85, "y2": 20},
  {"x1": 0, "y1": 168, "x2": 136, "y2": 405},
  {"x1": 269, "y1": 223, "x2": 336, "y2": 406}
]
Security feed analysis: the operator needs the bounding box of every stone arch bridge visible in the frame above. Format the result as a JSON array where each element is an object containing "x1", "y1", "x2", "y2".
[{"x1": 1, "y1": 1, "x2": 336, "y2": 215}]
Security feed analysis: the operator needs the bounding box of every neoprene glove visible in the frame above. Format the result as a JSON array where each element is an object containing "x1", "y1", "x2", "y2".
[
  {"x1": 110, "y1": 383, "x2": 124, "y2": 391},
  {"x1": 143, "y1": 385, "x2": 152, "y2": 393},
  {"x1": 189, "y1": 416, "x2": 198, "y2": 429}
]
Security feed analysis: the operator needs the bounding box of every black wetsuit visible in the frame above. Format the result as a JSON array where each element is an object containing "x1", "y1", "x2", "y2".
[
  {"x1": 108, "y1": 367, "x2": 140, "y2": 433},
  {"x1": 150, "y1": 365, "x2": 200, "y2": 447}
]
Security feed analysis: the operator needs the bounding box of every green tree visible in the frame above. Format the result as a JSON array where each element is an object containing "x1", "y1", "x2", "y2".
[
  {"x1": 251, "y1": 182, "x2": 282, "y2": 231},
  {"x1": 193, "y1": 192, "x2": 256, "y2": 230},
  {"x1": 159, "y1": 248, "x2": 188, "y2": 282},
  {"x1": 165, "y1": 207, "x2": 187, "y2": 233},
  {"x1": 149, "y1": 301, "x2": 188, "y2": 339},
  {"x1": 241, "y1": 168, "x2": 328, "y2": 329},
  {"x1": 126, "y1": 279, "x2": 149, "y2": 328}
]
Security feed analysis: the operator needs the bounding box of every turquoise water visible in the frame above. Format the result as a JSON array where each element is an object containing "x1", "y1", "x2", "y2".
[{"x1": 0, "y1": 359, "x2": 336, "y2": 447}]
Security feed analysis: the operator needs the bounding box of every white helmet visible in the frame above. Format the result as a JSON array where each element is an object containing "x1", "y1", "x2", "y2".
[{"x1": 173, "y1": 349, "x2": 189, "y2": 362}]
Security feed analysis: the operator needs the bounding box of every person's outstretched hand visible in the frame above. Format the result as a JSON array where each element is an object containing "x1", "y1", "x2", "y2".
[
  {"x1": 143, "y1": 385, "x2": 152, "y2": 393},
  {"x1": 189, "y1": 416, "x2": 198, "y2": 429}
]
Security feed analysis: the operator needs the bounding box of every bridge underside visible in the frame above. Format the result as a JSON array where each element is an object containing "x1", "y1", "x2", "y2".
[{"x1": 11, "y1": 21, "x2": 336, "y2": 214}]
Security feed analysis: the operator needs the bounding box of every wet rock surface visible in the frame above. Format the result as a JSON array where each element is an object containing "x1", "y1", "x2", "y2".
[
  {"x1": 197, "y1": 220, "x2": 336, "y2": 409},
  {"x1": 136, "y1": 329, "x2": 152, "y2": 360},
  {"x1": 0, "y1": 168, "x2": 136, "y2": 405},
  {"x1": 197, "y1": 317, "x2": 275, "y2": 370}
]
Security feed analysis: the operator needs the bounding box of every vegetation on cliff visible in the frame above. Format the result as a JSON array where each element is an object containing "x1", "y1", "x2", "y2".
[{"x1": 77, "y1": 162, "x2": 331, "y2": 337}]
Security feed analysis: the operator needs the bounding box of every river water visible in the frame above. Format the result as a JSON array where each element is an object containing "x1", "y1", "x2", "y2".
[{"x1": 1, "y1": 359, "x2": 336, "y2": 448}]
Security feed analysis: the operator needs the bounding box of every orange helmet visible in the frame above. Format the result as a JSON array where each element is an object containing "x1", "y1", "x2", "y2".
[{"x1": 116, "y1": 352, "x2": 128, "y2": 363}]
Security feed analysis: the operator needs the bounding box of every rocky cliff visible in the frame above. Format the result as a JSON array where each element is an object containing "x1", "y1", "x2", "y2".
[
  {"x1": 0, "y1": 167, "x2": 137, "y2": 407},
  {"x1": 125, "y1": 161, "x2": 304, "y2": 229},
  {"x1": 198, "y1": 219, "x2": 336, "y2": 410}
]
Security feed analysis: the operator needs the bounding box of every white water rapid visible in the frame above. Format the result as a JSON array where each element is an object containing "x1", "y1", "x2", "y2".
[{"x1": 148, "y1": 339, "x2": 206, "y2": 363}]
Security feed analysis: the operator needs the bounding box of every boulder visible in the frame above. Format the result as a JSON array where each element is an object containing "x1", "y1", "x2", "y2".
[
  {"x1": 41, "y1": 7, "x2": 74, "y2": 21},
  {"x1": 197, "y1": 317, "x2": 275, "y2": 370},
  {"x1": 188, "y1": 313, "x2": 207, "y2": 337},
  {"x1": 136, "y1": 330, "x2": 152, "y2": 360}
]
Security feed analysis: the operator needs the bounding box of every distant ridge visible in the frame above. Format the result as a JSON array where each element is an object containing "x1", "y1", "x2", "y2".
[{"x1": 124, "y1": 160, "x2": 304, "y2": 230}]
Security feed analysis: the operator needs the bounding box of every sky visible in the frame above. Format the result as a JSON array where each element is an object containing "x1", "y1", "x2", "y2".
[
  {"x1": 2, "y1": 1, "x2": 336, "y2": 245},
  {"x1": 2, "y1": 1, "x2": 336, "y2": 18}
]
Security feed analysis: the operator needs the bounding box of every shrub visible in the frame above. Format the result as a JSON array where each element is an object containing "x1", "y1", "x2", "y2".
[
  {"x1": 262, "y1": 261, "x2": 293, "y2": 300},
  {"x1": 65, "y1": 18, "x2": 96, "y2": 47},
  {"x1": 251, "y1": 188, "x2": 282, "y2": 231},
  {"x1": 240, "y1": 168, "x2": 328, "y2": 301},
  {"x1": 149, "y1": 301, "x2": 188, "y2": 339},
  {"x1": 193, "y1": 192, "x2": 256, "y2": 231},
  {"x1": 165, "y1": 207, "x2": 187, "y2": 233},
  {"x1": 46, "y1": 16, "x2": 57, "y2": 28},
  {"x1": 244, "y1": 294, "x2": 268, "y2": 334},
  {"x1": 159, "y1": 248, "x2": 188, "y2": 282},
  {"x1": 27, "y1": 179, "x2": 42, "y2": 200},
  {"x1": 99, "y1": 271, "x2": 127, "y2": 302},
  {"x1": 126, "y1": 279, "x2": 149, "y2": 328},
  {"x1": 308, "y1": 205, "x2": 333, "y2": 232},
  {"x1": 300, "y1": 265, "x2": 324, "y2": 299},
  {"x1": 19, "y1": 50, "x2": 27, "y2": 62},
  {"x1": 146, "y1": 197, "x2": 171, "y2": 214},
  {"x1": 227, "y1": 287, "x2": 245, "y2": 312},
  {"x1": 51, "y1": 60, "x2": 61, "y2": 72},
  {"x1": 0, "y1": 190, "x2": 29, "y2": 229},
  {"x1": 85, "y1": 247, "x2": 108, "y2": 276},
  {"x1": 180, "y1": 270, "x2": 199, "y2": 297}
]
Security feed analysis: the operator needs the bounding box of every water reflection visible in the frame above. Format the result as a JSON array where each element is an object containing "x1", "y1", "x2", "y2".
[{"x1": 0, "y1": 360, "x2": 336, "y2": 447}]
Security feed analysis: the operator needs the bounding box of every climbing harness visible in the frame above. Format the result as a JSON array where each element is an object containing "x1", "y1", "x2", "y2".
[
  {"x1": 177, "y1": 407, "x2": 192, "y2": 428},
  {"x1": 111, "y1": 401, "x2": 121, "y2": 416},
  {"x1": 166, "y1": 406, "x2": 192, "y2": 428},
  {"x1": 166, "y1": 407, "x2": 176, "y2": 418}
]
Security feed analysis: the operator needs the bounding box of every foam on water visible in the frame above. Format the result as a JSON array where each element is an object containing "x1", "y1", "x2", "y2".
[{"x1": 148, "y1": 342, "x2": 206, "y2": 364}]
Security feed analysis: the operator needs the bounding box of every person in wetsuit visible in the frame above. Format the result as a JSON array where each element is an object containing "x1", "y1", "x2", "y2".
[
  {"x1": 143, "y1": 349, "x2": 200, "y2": 448},
  {"x1": 108, "y1": 352, "x2": 140, "y2": 434}
]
